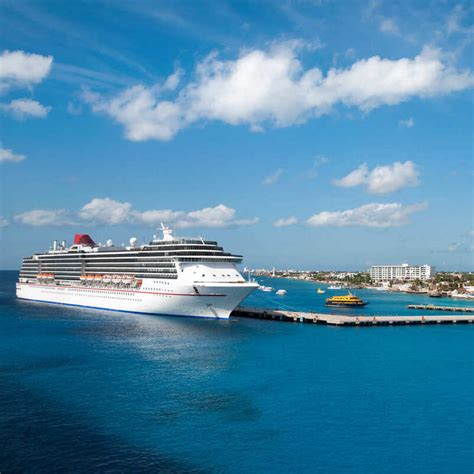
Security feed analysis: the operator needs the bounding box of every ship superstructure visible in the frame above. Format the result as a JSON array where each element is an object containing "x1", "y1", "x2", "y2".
[{"x1": 16, "y1": 225, "x2": 258, "y2": 318}]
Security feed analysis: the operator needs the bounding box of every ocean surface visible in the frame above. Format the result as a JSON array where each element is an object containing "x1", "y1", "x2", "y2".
[{"x1": 1, "y1": 270, "x2": 473, "y2": 473}]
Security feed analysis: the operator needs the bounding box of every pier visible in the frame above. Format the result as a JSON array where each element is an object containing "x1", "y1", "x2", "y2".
[
  {"x1": 232, "y1": 306, "x2": 474, "y2": 326},
  {"x1": 407, "y1": 304, "x2": 474, "y2": 313}
]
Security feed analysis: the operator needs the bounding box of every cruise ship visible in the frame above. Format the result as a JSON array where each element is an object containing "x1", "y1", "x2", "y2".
[{"x1": 16, "y1": 225, "x2": 258, "y2": 319}]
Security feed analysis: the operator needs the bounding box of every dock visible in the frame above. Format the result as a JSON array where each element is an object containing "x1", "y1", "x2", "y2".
[
  {"x1": 232, "y1": 306, "x2": 474, "y2": 326},
  {"x1": 407, "y1": 304, "x2": 474, "y2": 312}
]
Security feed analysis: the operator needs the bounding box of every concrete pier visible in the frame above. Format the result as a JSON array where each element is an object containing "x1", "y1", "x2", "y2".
[
  {"x1": 232, "y1": 306, "x2": 474, "y2": 326},
  {"x1": 407, "y1": 304, "x2": 474, "y2": 312}
]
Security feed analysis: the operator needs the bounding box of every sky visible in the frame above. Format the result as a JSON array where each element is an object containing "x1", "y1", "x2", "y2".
[{"x1": 0, "y1": 0, "x2": 473, "y2": 271}]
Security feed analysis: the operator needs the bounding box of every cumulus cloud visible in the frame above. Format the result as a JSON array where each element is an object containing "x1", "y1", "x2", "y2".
[
  {"x1": 262, "y1": 168, "x2": 284, "y2": 185},
  {"x1": 83, "y1": 43, "x2": 474, "y2": 141},
  {"x1": 307, "y1": 202, "x2": 428, "y2": 228},
  {"x1": 399, "y1": 117, "x2": 414, "y2": 127},
  {"x1": 0, "y1": 50, "x2": 53, "y2": 93},
  {"x1": 334, "y1": 163, "x2": 369, "y2": 188},
  {"x1": 13, "y1": 198, "x2": 258, "y2": 228},
  {"x1": 14, "y1": 209, "x2": 72, "y2": 226},
  {"x1": 78, "y1": 197, "x2": 133, "y2": 225},
  {"x1": 334, "y1": 161, "x2": 419, "y2": 194},
  {"x1": 1, "y1": 98, "x2": 51, "y2": 119},
  {"x1": 0, "y1": 147, "x2": 26, "y2": 163},
  {"x1": 0, "y1": 216, "x2": 9, "y2": 227},
  {"x1": 273, "y1": 217, "x2": 298, "y2": 227}
]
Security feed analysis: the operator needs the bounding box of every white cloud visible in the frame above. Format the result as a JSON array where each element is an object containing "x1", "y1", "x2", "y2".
[
  {"x1": 262, "y1": 168, "x2": 284, "y2": 185},
  {"x1": 379, "y1": 19, "x2": 400, "y2": 36},
  {"x1": 334, "y1": 163, "x2": 368, "y2": 188},
  {"x1": 83, "y1": 82, "x2": 183, "y2": 141},
  {"x1": 334, "y1": 161, "x2": 419, "y2": 194},
  {"x1": 13, "y1": 198, "x2": 258, "y2": 228},
  {"x1": 0, "y1": 50, "x2": 53, "y2": 93},
  {"x1": 1, "y1": 98, "x2": 51, "y2": 119},
  {"x1": 171, "y1": 204, "x2": 259, "y2": 228},
  {"x1": 134, "y1": 209, "x2": 184, "y2": 226},
  {"x1": 399, "y1": 117, "x2": 415, "y2": 127},
  {"x1": 0, "y1": 147, "x2": 26, "y2": 163},
  {"x1": 0, "y1": 216, "x2": 9, "y2": 227},
  {"x1": 84, "y1": 43, "x2": 474, "y2": 141},
  {"x1": 78, "y1": 198, "x2": 133, "y2": 225},
  {"x1": 307, "y1": 202, "x2": 428, "y2": 228},
  {"x1": 273, "y1": 217, "x2": 298, "y2": 227},
  {"x1": 14, "y1": 209, "x2": 71, "y2": 226}
]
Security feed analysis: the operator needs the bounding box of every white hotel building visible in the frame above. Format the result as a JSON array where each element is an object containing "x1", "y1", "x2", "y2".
[{"x1": 369, "y1": 264, "x2": 435, "y2": 282}]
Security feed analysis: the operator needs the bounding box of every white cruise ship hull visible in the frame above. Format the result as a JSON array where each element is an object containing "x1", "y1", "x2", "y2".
[{"x1": 16, "y1": 280, "x2": 257, "y2": 319}]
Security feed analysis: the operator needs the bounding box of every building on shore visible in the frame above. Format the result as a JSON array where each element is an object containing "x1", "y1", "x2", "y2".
[{"x1": 369, "y1": 264, "x2": 435, "y2": 282}]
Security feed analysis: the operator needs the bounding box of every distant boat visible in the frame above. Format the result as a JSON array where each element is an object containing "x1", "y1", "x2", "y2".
[
  {"x1": 317, "y1": 288, "x2": 326, "y2": 294},
  {"x1": 276, "y1": 289, "x2": 287, "y2": 295},
  {"x1": 262, "y1": 286, "x2": 273, "y2": 292},
  {"x1": 328, "y1": 285, "x2": 342, "y2": 290}
]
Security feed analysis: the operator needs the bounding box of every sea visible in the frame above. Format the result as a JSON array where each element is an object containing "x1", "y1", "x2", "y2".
[{"x1": 1, "y1": 270, "x2": 473, "y2": 473}]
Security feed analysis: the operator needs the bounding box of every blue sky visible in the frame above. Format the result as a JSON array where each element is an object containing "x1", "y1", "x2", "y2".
[{"x1": 0, "y1": 0, "x2": 473, "y2": 270}]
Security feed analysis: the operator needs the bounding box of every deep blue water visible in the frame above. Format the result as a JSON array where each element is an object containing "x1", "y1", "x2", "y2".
[{"x1": 1, "y1": 271, "x2": 473, "y2": 473}]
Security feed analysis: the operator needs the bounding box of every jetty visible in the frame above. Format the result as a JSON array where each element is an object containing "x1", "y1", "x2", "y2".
[
  {"x1": 232, "y1": 306, "x2": 473, "y2": 326},
  {"x1": 407, "y1": 304, "x2": 474, "y2": 313}
]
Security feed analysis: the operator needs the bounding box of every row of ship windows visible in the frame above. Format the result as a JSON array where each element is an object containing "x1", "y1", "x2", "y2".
[
  {"x1": 22, "y1": 269, "x2": 178, "y2": 273},
  {"x1": 27, "y1": 250, "x2": 230, "y2": 260}
]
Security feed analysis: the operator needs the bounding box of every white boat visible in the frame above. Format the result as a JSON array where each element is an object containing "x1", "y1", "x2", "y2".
[
  {"x1": 16, "y1": 224, "x2": 258, "y2": 319},
  {"x1": 328, "y1": 285, "x2": 342, "y2": 290},
  {"x1": 262, "y1": 286, "x2": 273, "y2": 292},
  {"x1": 276, "y1": 289, "x2": 287, "y2": 295}
]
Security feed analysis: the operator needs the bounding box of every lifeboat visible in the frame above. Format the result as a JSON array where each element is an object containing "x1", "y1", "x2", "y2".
[
  {"x1": 112, "y1": 274, "x2": 121, "y2": 284},
  {"x1": 85, "y1": 275, "x2": 94, "y2": 284}
]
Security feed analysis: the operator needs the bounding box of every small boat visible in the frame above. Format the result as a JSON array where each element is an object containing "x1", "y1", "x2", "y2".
[
  {"x1": 328, "y1": 285, "x2": 342, "y2": 290},
  {"x1": 276, "y1": 289, "x2": 287, "y2": 295},
  {"x1": 317, "y1": 288, "x2": 326, "y2": 294},
  {"x1": 325, "y1": 292, "x2": 368, "y2": 307},
  {"x1": 262, "y1": 286, "x2": 273, "y2": 292}
]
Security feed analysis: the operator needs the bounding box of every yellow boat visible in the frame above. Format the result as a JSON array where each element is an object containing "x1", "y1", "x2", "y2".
[
  {"x1": 325, "y1": 292, "x2": 367, "y2": 307},
  {"x1": 317, "y1": 288, "x2": 326, "y2": 294}
]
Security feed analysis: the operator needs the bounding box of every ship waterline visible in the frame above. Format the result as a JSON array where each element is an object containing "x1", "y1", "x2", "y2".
[{"x1": 16, "y1": 225, "x2": 258, "y2": 319}]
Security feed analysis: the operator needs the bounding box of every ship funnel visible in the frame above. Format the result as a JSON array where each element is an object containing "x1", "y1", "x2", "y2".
[{"x1": 52, "y1": 240, "x2": 58, "y2": 251}]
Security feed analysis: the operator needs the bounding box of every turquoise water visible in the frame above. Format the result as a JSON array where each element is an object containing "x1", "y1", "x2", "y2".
[
  {"x1": 247, "y1": 276, "x2": 474, "y2": 315},
  {"x1": 1, "y1": 271, "x2": 473, "y2": 472}
]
